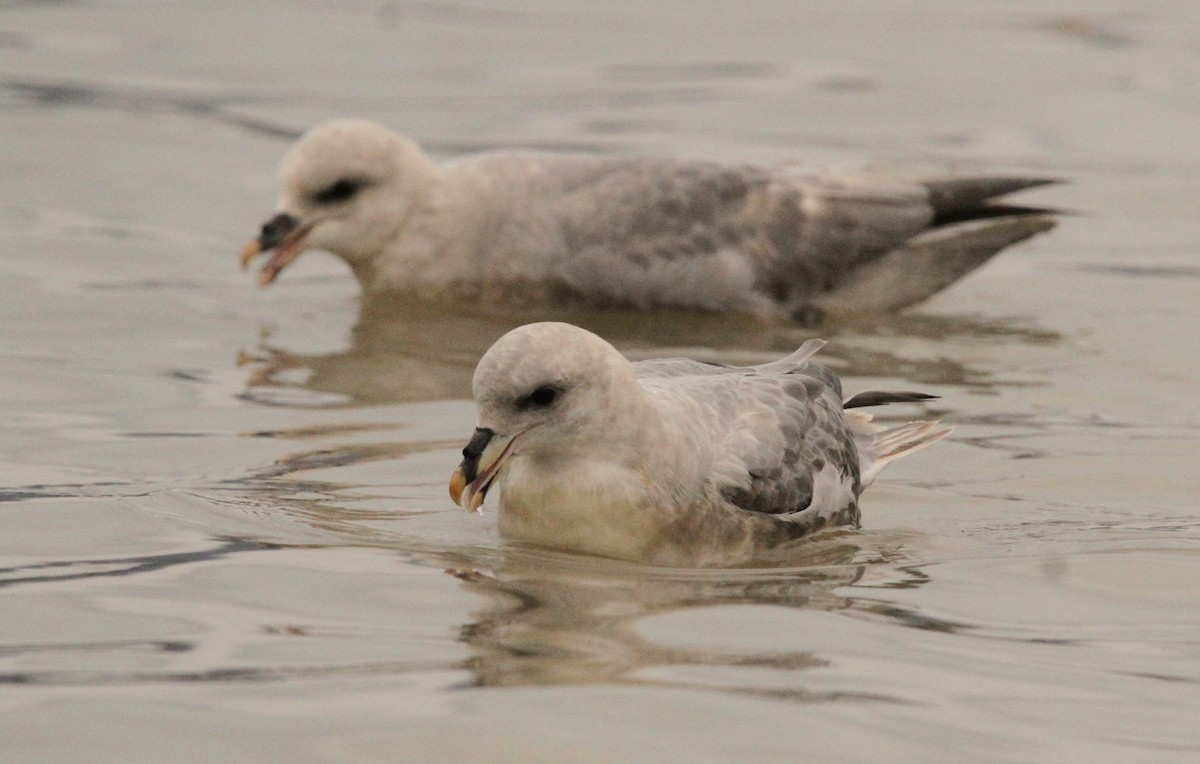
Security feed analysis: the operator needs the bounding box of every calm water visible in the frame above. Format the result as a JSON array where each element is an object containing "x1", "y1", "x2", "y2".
[{"x1": 4, "y1": 1, "x2": 1200, "y2": 761}]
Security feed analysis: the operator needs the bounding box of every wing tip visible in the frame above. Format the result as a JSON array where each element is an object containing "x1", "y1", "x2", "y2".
[
  {"x1": 750, "y1": 338, "x2": 828, "y2": 374},
  {"x1": 923, "y1": 176, "x2": 1064, "y2": 216},
  {"x1": 844, "y1": 390, "x2": 940, "y2": 409}
]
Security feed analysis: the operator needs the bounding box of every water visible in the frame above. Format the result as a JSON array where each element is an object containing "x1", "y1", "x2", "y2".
[{"x1": 3, "y1": 1, "x2": 1200, "y2": 761}]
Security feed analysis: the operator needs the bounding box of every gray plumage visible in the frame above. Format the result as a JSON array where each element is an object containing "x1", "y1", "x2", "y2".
[
  {"x1": 243, "y1": 119, "x2": 1058, "y2": 321},
  {"x1": 452, "y1": 324, "x2": 952, "y2": 566},
  {"x1": 633, "y1": 343, "x2": 854, "y2": 520}
]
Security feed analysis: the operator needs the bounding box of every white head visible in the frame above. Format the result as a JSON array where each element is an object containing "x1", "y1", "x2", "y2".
[
  {"x1": 448, "y1": 322, "x2": 643, "y2": 512},
  {"x1": 240, "y1": 119, "x2": 438, "y2": 284}
]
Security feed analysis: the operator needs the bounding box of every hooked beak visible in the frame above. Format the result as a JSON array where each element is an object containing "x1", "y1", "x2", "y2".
[
  {"x1": 448, "y1": 427, "x2": 519, "y2": 513},
  {"x1": 240, "y1": 212, "x2": 314, "y2": 285}
]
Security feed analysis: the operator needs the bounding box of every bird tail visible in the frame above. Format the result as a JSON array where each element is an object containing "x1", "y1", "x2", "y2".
[
  {"x1": 817, "y1": 215, "x2": 1055, "y2": 313},
  {"x1": 815, "y1": 176, "x2": 1060, "y2": 314},
  {"x1": 845, "y1": 404, "x2": 952, "y2": 486}
]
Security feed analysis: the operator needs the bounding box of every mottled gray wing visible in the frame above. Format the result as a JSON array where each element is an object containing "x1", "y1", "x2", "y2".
[
  {"x1": 531, "y1": 156, "x2": 935, "y2": 307},
  {"x1": 717, "y1": 370, "x2": 859, "y2": 515},
  {"x1": 647, "y1": 364, "x2": 859, "y2": 516}
]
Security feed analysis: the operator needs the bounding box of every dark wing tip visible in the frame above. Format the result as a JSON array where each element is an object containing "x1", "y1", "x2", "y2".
[
  {"x1": 923, "y1": 176, "x2": 1063, "y2": 215},
  {"x1": 843, "y1": 390, "x2": 940, "y2": 409}
]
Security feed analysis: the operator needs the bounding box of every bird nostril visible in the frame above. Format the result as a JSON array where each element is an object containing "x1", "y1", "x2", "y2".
[
  {"x1": 258, "y1": 213, "x2": 300, "y2": 249},
  {"x1": 462, "y1": 427, "x2": 495, "y2": 460}
]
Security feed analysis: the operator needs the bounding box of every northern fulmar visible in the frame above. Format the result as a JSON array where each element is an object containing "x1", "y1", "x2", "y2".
[
  {"x1": 241, "y1": 119, "x2": 1056, "y2": 323},
  {"x1": 449, "y1": 322, "x2": 952, "y2": 566}
]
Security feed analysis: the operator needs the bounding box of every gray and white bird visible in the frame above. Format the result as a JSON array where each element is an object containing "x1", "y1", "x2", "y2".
[
  {"x1": 241, "y1": 119, "x2": 1057, "y2": 322},
  {"x1": 449, "y1": 322, "x2": 951, "y2": 566}
]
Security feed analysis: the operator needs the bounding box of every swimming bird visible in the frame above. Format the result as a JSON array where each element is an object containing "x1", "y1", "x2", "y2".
[
  {"x1": 240, "y1": 119, "x2": 1057, "y2": 323},
  {"x1": 448, "y1": 322, "x2": 951, "y2": 566}
]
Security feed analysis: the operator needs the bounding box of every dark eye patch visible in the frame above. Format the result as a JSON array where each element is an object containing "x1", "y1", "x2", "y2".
[
  {"x1": 517, "y1": 385, "x2": 560, "y2": 410},
  {"x1": 312, "y1": 177, "x2": 367, "y2": 205}
]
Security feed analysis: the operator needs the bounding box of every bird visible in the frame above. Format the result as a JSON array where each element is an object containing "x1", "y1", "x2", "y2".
[
  {"x1": 240, "y1": 118, "x2": 1057, "y2": 323},
  {"x1": 448, "y1": 322, "x2": 952, "y2": 566}
]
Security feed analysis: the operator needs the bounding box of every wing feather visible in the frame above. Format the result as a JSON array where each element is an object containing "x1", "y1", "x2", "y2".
[
  {"x1": 638, "y1": 358, "x2": 860, "y2": 517},
  {"x1": 450, "y1": 153, "x2": 938, "y2": 312},
  {"x1": 720, "y1": 372, "x2": 860, "y2": 516}
]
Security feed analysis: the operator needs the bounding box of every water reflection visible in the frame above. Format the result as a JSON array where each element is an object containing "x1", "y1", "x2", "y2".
[
  {"x1": 0, "y1": 537, "x2": 267, "y2": 590},
  {"x1": 239, "y1": 293, "x2": 1060, "y2": 405},
  {"x1": 443, "y1": 541, "x2": 949, "y2": 700},
  {"x1": 2, "y1": 77, "x2": 302, "y2": 140},
  {"x1": 0, "y1": 502, "x2": 952, "y2": 695},
  {"x1": 217, "y1": 429, "x2": 962, "y2": 701}
]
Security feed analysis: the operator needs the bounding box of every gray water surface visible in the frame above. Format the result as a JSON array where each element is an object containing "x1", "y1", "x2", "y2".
[{"x1": 3, "y1": 2, "x2": 1200, "y2": 762}]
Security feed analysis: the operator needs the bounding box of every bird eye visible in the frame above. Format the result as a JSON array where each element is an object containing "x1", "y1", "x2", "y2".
[
  {"x1": 519, "y1": 385, "x2": 558, "y2": 409},
  {"x1": 312, "y1": 178, "x2": 364, "y2": 205}
]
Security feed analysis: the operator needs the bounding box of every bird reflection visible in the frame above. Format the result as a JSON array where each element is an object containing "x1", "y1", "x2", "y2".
[
  {"x1": 440, "y1": 538, "x2": 951, "y2": 700},
  {"x1": 238, "y1": 293, "x2": 1059, "y2": 406}
]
